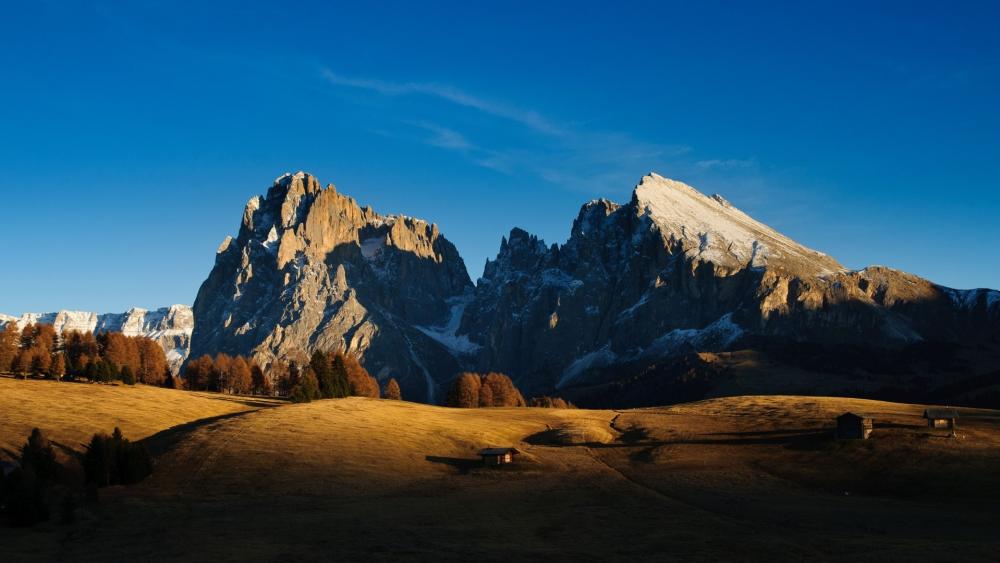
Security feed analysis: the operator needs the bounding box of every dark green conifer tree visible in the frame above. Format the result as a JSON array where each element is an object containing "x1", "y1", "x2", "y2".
[
  {"x1": 310, "y1": 350, "x2": 335, "y2": 399},
  {"x1": 328, "y1": 352, "x2": 350, "y2": 398},
  {"x1": 120, "y1": 365, "x2": 136, "y2": 385},
  {"x1": 290, "y1": 370, "x2": 321, "y2": 403}
]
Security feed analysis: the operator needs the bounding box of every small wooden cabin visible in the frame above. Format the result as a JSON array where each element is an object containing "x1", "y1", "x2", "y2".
[
  {"x1": 479, "y1": 447, "x2": 520, "y2": 466},
  {"x1": 923, "y1": 409, "x2": 959, "y2": 431},
  {"x1": 836, "y1": 412, "x2": 874, "y2": 440}
]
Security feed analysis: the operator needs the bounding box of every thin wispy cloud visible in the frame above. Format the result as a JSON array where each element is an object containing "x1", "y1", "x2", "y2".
[
  {"x1": 321, "y1": 69, "x2": 564, "y2": 136},
  {"x1": 320, "y1": 68, "x2": 750, "y2": 195},
  {"x1": 695, "y1": 158, "x2": 757, "y2": 170},
  {"x1": 472, "y1": 151, "x2": 516, "y2": 175},
  {"x1": 407, "y1": 121, "x2": 474, "y2": 151}
]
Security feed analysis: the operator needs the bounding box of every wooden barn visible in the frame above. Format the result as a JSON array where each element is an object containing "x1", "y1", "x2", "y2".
[
  {"x1": 479, "y1": 447, "x2": 520, "y2": 466},
  {"x1": 836, "y1": 412, "x2": 874, "y2": 440},
  {"x1": 923, "y1": 409, "x2": 959, "y2": 432}
]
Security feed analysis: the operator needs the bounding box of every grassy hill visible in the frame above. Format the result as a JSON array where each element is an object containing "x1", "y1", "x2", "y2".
[
  {"x1": 1, "y1": 377, "x2": 998, "y2": 561},
  {"x1": 0, "y1": 376, "x2": 282, "y2": 461}
]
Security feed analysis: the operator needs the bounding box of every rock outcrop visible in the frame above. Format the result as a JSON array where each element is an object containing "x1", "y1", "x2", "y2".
[
  {"x1": 189, "y1": 171, "x2": 1000, "y2": 406},
  {"x1": 189, "y1": 172, "x2": 472, "y2": 402},
  {"x1": 458, "y1": 173, "x2": 1000, "y2": 400},
  {"x1": 0, "y1": 305, "x2": 193, "y2": 373}
]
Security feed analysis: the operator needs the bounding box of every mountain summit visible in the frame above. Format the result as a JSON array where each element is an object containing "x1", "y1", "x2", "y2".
[
  {"x1": 190, "y1": 172, "x2": 1000, "y2": 407},
  {"x1": 458, "y1": 172, "x2": 1000, "y2": 403},
  {"x1": 189, "y1": 172, "x2": 471, "y2": 402},
  {"x1": 633, "y1": 173, "x2": 843, "y2": 275}
]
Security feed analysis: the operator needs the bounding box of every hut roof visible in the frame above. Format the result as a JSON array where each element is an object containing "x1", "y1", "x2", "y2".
[
  {"x1": 923, "y1": 408, "x2": 959, "y2": 419},
  {"x1": 837, "y1": 412, "x2": 873, "y2": 421},
  {"x1": 479, "y1": 447, "x2": 520, "y2": 456}
]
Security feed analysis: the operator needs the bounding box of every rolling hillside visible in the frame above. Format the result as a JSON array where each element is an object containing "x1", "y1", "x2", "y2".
[
  {"x1": 1, "y1": 379, "x2": 998, "y2": 561},
  {"x1": 0, "y1": 377, "x2": 281, "y2": 461}
]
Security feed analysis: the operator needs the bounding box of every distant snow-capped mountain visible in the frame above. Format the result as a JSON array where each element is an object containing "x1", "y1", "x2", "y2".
[{"x1": 0, "y1": 305, "x2": 193, "y2": 373}]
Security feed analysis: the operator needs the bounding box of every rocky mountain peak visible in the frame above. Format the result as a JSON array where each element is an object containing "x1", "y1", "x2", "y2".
[
  {"x1": 456, "y1": 172, "x2": 1000, "y2": 404},
  {"x1": 631, "y1": 172, "x2": 843, "y2": 276},
  {"x1": 506, "y1": 228, "x2": 546, "y2": 252},
  {"x1": 482, "y1": 228, "x2": 555, "y2": 289},
  {"x1": 225, "y1": 172, "x2": 459, "y2": 276},
  {"x1": 187, "y1": 170, "x2": 1000, "y2": 408},
  {"x1": 272, "y1": 171, "x2": 322, "y2": 195},
  {"x1": 190, "y1": 172, "x2": 472, "y2": 402},
  {"x1": 571, "y1": 199, "x2": 622, "y2": 240}
]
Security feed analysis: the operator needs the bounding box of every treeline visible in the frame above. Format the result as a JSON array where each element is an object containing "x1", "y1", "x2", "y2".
[
  {"x1": 284, "y1": 350, "x2": 395, "y2": 403},
  {"x1": 446, "y1": 372, "x2": 526, "y2": 407},
  {"x1": 184, "y1": 354, "x2": 269, "y2": 395},
  {"x1": 527, "y1": 396, "x2": 576, "y2": 409},
  {"x1": 183, "y1": 349, "x2": 403, "y2": 402},
  {"x1": 0, "y1": 323, "x2": 169, "y2": 385},
  {"x1": 3, "y1": 322, "x2": 575, "y2": 409},
  {"x1": 444, "y1": 371, "x2": 575, "y2": 409}
]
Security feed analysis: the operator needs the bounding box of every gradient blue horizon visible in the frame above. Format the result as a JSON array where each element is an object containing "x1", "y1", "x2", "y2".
[{"x1": 1, "y1": 1, "x2": 998, "y2": 314}]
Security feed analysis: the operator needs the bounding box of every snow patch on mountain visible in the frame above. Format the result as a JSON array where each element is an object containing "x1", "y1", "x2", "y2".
[
  {"x1": 246, "y1": 195, "x2": 262, "y2": 214},
  {"x1": 359, "y1": 236, "x2": 385, "y2": 259},
  {"x1": 274, "y1": 171, "x2": 307, "y2": 184},
  {"x1": 166, "y1": 347, "x2": 187, "y2": 366},
  {"x1": 641, "y1": 313, "x2": 744, "y2": 359},
  {"x1": 557, "y1": 344, "x2": 617, "y2": 389},
  {"x1": 634, "y1": 173, "x2": 841, "y2": 275},
  {"x1": 943, "y1": 288, "x2": 978, "y2": 309},
  {"x1": 540, "y1": 269, "x2": 584, "y2": 293},
  {"x1": 262, "y1": 226, "x2": 279, "y2": 253},
  {"x1": 416, "y1": 295, "x2": 480, "y2": 356},
  {"x1": 0, "y1": 305, "x2": 194, "y2": 373},
  {"x1": 942, "y1": 287, "x2": 1000, "y2": 312},
  {"x1": 617, "y1": 292, "x2": 651, "y2": 321}
]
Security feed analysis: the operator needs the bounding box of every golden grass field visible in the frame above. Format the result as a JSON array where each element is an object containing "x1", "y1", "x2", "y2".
[
  {"x1": 0, "y1": 377, "x2": 282, "y2": 461},
  {"x1": 1, "y1": 376, "x2": 999, "y2": 561}
]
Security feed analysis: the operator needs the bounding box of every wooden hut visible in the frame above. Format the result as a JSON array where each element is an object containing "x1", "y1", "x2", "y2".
[
  {"x1": 479, "y1": 447, "x2": 520, "y2": 466},
  {"x1": 923, "y1": 409, "x2": 958, "y2": 432},
  {"x1": 836, "y1": 412, "x2": 874, "y2": 440}
]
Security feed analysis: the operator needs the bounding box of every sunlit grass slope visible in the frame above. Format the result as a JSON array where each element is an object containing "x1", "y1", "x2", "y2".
[{"x1": 0, "y1": 376, "x2": 281, "y2": 459}]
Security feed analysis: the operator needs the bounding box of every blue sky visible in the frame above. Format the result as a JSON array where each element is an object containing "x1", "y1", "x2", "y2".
[{"x1": 1, "y1": 1, "x2": 998, "y2": 313}]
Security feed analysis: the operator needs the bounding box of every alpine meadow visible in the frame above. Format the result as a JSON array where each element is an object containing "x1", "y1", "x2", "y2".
[{"x1": 2, "y1": 3, "x2": 999, "y2": 561}]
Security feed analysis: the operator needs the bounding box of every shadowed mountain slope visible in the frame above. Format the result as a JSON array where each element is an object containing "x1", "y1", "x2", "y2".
[{"x1": 190, "y1": 172, "x2": 1000, "y2": 406}]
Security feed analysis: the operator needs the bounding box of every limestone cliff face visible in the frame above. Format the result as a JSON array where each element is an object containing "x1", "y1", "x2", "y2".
[
  {"x1": 458, "y1": 174, "x2": 1000, "y2": 396},
  {"x1": 189, "y1": 171, "x2": 999, "y2": 405},
  {"x1": 189, "y1": 172, "x2": 472, "y2": 402}
]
